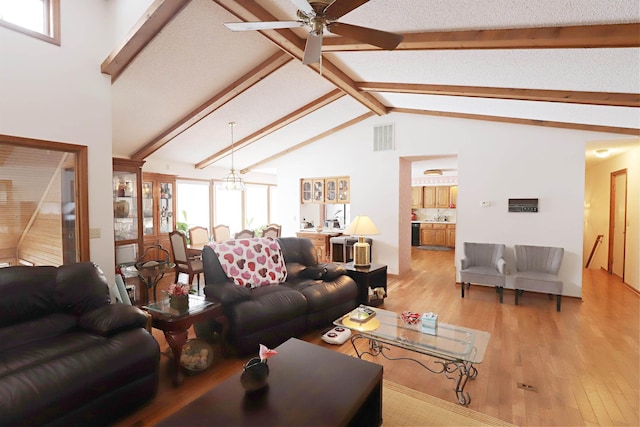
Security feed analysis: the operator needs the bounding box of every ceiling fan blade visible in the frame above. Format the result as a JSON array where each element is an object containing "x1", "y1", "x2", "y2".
[
  {"x1": 290, "y1": 0, "x2": 314, "y2": 15},
  {"x1": 302, "y1": 31, "x2": 323, "y2": 65},
  {"x1": 324, "y1": 0, "x2": 369, "y2": 20},
  {"x1": 327, "y1": 22, "x2": 403, "y2": 50},
  {"x1": 224, "y1": 21, "x2": 303, "y2": 31}
]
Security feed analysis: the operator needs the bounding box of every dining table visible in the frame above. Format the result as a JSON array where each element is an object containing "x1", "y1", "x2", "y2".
[{"x1": 187, "y1": 243, "x2": 207, "y2": 258}]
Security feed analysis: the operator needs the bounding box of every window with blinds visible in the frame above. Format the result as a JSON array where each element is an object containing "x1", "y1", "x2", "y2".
[{"x1": 0, "y1": 137, "x2": 88, "y2": 267}]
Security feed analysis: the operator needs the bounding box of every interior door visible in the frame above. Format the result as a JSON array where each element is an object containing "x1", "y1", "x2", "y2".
[{"x1": 608, "y1": 169, "x2": 627, "y2": 280}]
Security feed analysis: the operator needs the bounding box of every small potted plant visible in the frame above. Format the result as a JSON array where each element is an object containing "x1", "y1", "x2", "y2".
[{"x1": 165, "y1": 282, "x2": 191, "y2": 310}]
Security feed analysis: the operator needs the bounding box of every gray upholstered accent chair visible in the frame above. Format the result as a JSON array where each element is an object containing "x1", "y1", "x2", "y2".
[
  {"x1": 514, "y1": 245, "x2": 564, "y2": 311},
  {"x1": 459, "y1": 242, "x2": 507, "y2": 302}
]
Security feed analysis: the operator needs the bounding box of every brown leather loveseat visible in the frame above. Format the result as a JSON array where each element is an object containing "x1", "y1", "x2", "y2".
[
  {"x1": 0, "y1": 262, "x2": 160, "y2": 426},
  {"x1": 198, "y1": 237, "x2": 358, "y2": 356}
]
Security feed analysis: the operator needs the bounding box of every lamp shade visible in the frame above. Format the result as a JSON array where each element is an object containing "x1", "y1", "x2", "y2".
[{"x1": 345, "y1": 215, "x2": 380, "y2": 236}]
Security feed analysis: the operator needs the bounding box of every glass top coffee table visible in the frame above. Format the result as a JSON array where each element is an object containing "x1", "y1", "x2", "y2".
[{"x1": 335, "y1": 306, "x2": 490, "y2": 405}]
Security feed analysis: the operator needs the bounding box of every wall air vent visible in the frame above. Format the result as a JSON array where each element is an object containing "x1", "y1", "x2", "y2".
[{"x1": 373, "y1": 124, "x2": 395, "y2": 151}]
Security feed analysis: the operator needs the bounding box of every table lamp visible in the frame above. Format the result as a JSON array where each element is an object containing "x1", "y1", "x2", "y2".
[{"x1": 345, "y1": 215, "x2": 380, "y2": 267}]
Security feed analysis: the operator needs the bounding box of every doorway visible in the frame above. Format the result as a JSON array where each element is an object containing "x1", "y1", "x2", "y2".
[{"x1": 608, "y1": 169, "x2": 627, "y2": 280}]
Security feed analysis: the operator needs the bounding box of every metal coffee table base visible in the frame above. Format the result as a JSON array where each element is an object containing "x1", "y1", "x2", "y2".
[{"x1": 351, "y1": 335, "x2": 478, "y2": 406}]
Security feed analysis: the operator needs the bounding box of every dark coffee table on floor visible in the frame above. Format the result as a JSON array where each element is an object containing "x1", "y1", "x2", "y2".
[{"x1": 156, "y1": 338, "x2": 383, "y2": 427}]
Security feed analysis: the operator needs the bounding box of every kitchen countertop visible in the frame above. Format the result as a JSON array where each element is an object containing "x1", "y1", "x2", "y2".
[{"x1": 297, "y1": 229, "x2": 345, "y2": 235}]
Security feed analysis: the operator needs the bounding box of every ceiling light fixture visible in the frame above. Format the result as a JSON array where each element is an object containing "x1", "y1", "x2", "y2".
[
  {"x1": 220, "y1": 122, "x2": 245, "y2": 191},
  {"x1": 595, "y1": 149, "x2": 610, "y2": 158},
  {"x1": 423, "y1": 169, "x2": 443, "y2": 176}
]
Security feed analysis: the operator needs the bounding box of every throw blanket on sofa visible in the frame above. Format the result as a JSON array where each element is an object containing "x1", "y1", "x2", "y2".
[{"x1": 208, "y1": 237, "x2": 287, "y2": 288}]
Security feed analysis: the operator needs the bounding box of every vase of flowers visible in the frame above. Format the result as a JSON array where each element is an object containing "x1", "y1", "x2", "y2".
[{"x1": 166, "y1": 283, "x2": 191, "y2": 310}]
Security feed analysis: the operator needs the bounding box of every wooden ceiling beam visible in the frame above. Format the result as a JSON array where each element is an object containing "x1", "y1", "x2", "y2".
[
  {"x1": 101, "y1": 0, "x2": 192, "y2": 82},
  {"x1": 390, "y1": 107, "x2": 640, "y2": 136},
  {"x1": 131, "y1": 51, "x2": 292, "y2": 161},
  {"x1": 213, "y1": 0, "x2": 388, "y2": 116},
  {"x1": 322, "y1": 23, "x2": 640, "y2": 51},
  {"x1": 196, "y1": 89, "x2": 345, "y2": 169},
  {"x1": 358, "y1": 82, "x2": 640, "y2": 107},
  {"x1": 240, "y1": 112, "x2": 375, "y2": 174}
]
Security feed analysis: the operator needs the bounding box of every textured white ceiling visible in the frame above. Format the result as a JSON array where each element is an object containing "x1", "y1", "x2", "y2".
[{"x1": 110, "y1": 0, "x2": 640, "y2": 173}]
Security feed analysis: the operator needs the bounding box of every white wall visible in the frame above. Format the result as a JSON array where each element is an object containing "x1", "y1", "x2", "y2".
[
  {"x1": 273, "y1": 112, "x2": 619, "y2": 298},
  {"x1": 584, "y1": 145, "x2": 640, "y2": 290},
  {"x1": 0, "y1": 0, "x2": 146, "y2": 283}
]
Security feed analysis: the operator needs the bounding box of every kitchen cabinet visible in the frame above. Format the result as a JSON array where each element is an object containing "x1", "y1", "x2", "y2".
[
  {"x1": 436, "y1": 186, "x2": 450, "y2": 208},
  {"x1": 449, "y1": 186, "x2": 458, "y2": 208},
  {"x1": 446, "y1": 224, "x2": 456, "y2": 247},
  {"x1": 142, "y1": 172, "x2": 176, "y2": 260},
  {"x1": 420, "y1": 223, "x2": 446, "y2": 246},
  {"x1": 113, "y1": 158, "x2": 144, "y2": 266},
  {"x1": 297, "y1": 231, "x2": 341, "y2": 263},
  {"x1": 301, "y1": 179, "x2": 312, "y2": 204},
  {"x1": 337, "y1": 177, "x2": 350, "y2": 203},
  {"x1": 325, "y1": 178, "x2": 337, "y2": 203},
  {"x1": 420, "y1": 186, "x2": 454, "y2": 208},
  {"x1": 422, "y1": 187, "x2": 436, "y2": 208},
  {"x1": 312, "y1": 179, "x2": 324, "y2": 203},
  {"x1": 411, "y1": 187, "x2": 423, "y2": 208},
  {"x1": 300, "y1": 176, "x2": 350, "y2": 204}
]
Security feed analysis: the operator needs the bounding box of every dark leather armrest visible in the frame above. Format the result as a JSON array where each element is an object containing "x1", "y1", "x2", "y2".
[
  {"x1": 79, "y1": 304, "x2": 148, "y2": 336},
  {"x1": 204, "y1": 279, "x2": 251, "y2": 305},
  {"x1": 300, "y1": 266, "x2": 328, "y2": 280},
  {"x1": 319, "y1": 263, "x2": 346, "y2": 281}
]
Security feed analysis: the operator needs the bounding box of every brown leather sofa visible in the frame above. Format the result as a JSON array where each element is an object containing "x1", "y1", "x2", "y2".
[
  {"x1": 198, "y1": 237, "x2": 358, "y2": 356},
  {"x1": 0, "y1": 262, "x2": 160, "y2": 427}
]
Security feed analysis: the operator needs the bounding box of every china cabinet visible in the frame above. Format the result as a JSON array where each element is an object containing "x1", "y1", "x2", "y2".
[
  {"x1": 142, "y1": 172, "x2": 176, "y2": 259},
  {"x1": 113, "y1": 158, "x2": 144, "y2": 266}
]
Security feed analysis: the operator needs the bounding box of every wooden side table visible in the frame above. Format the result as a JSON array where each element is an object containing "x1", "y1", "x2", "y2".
[
  {"x1": 343, "y1": 262, "x2": 387, "y2": 305},
  {"x1": 143, "y1": 296, "x2": 228, "y2": 386}
]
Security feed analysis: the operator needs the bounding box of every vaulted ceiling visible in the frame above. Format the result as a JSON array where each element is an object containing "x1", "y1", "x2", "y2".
[{"x1": 105, "y1": 0, "x2": 640, "y2": 176}]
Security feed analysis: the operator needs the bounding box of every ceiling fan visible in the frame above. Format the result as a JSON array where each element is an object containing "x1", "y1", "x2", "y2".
[{"x1": 224, "y1": 0, "x2": 404, "y2": 65}]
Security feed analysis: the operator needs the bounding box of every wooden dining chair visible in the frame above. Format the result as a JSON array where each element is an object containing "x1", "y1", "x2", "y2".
[
  {"x1": 212, "y1": 224, "x2": 231, "y2": 242},
  {"x1": 188, "y1": 226, "x2": 209, "y2": 247},
  {"x1": 169, "y1": 231, "x2": 204, "y2": 293},
  {"x1": 234, "y1": 229, "x2": 255, "y2": 239},
  {"x1": 262, "y1": 224, "x2": 281, "y2": 238}
]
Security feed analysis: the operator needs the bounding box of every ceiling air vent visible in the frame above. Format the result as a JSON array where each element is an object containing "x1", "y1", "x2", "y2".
[{"x1": 373, "y1": 124, "x2": 395, "y2": 152}]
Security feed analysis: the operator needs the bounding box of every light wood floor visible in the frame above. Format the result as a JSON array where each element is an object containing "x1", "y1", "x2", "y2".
[{"x1": 114, "y1": 248, "x2": 639, "y2": 427}]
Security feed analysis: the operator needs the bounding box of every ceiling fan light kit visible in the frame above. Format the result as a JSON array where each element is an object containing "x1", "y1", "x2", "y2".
[{"x1": 224, "y1": 0, "x2": 403, "y2": 65}]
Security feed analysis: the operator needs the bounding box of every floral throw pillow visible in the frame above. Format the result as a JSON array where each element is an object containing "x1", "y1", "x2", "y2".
[{"x1": 208, "y1": 237, "x2": 287, "y2": 288}]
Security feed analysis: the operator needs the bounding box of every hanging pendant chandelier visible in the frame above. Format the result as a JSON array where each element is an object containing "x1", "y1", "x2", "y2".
[{"x1": 220, "y1": 121, "x2": 245, "y2": 191}]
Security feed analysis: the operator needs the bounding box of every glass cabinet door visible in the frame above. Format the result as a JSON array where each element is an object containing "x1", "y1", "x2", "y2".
[
  {"x1": 325, "y1": 178, "x2": 337, "y2": 203},
  {"x1": 337, "y1": 177, "x2": 350, "y2": 203},
  {"x1": 301, "y1": 179, "x2": 312, "y2": 204},
  {"x1": 159, "y1": 182, "x2": 173, "y2": 233},
  {"x1": 113, "y1": 171, "x2": 139, "y2": 241},
  {"x1": 142, "y1": 181, "x2": 154, "y2": 236}
]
